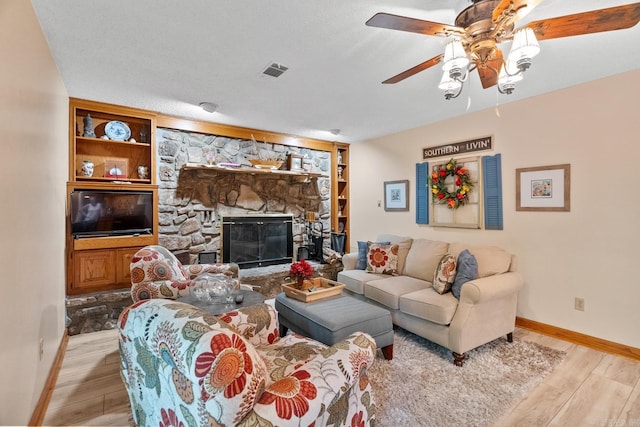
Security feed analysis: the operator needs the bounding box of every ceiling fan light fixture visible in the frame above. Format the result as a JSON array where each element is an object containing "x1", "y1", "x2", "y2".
[
  {"x1": 507, "y1": 28, "x2": 540, "y2": 71},
  {"x1": 439, "y1": 71, "x2": 463, "y2": 100},
  {"x1": 498, "y1": 59, "x2": 524, "y2": 95},
  {"x1": 442, "y1": 40, "x2": 470, "y2": 73}
]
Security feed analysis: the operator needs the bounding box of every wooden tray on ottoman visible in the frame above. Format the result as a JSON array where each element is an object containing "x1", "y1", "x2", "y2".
[{"x1": 282, "y1": 278, "x2": 345, "y2": 303}]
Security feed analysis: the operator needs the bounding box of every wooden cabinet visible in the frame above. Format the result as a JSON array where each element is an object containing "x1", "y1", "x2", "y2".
[
  {"x1": 333, "y1": 144, "x2": 350, "y2": 252},
  {"x1": 67, "y1": 99, "x2": 159, "y2": 295},
  {"x1": 70, "y1": 98, "x2": 156, "y2": 184},
  {"x1": 70, "y1": 247, "x2": 145, "y2": 294},
  {"x1": 73, "y1": 249, "x2": 116, "y2": 289}
]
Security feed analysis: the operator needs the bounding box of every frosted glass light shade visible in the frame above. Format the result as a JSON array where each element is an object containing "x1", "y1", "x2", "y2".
[
  {"x1": 438, "y1": 71, "x2": 462, "y2": 91},
  {"x1": 498, "y1": 60, "x2": 523, "y2": 85},
  {"x1": 442, "y1": 40, "x2": 470, "y2": 72},
  {"x1": 508, "y1": 28, "x2": 540, "y2": 62}
]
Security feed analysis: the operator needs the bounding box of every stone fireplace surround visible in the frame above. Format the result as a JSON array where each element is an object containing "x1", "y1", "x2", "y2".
[{"x1": 156, "y1": 128, "x2": 332, "y2": 264}]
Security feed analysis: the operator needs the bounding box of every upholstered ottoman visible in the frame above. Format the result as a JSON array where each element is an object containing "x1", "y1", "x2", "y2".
[{"x1": 275, "y1": 292, "x2": 395, "y2": 359}]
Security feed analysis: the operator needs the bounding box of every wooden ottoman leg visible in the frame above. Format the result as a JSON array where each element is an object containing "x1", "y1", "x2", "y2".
[
  {"x1": 279, "y1": 324, "x2": 288, "y2": 337},
  {"x1": 507, "y1": 332, "x2": 513, "y2": 342},
  {"x1": 453, "y1": 352, "x2": 466, "y2": 367},
  {"x1": 381, "y1": 344, "x2": 393, "y2": 360}
]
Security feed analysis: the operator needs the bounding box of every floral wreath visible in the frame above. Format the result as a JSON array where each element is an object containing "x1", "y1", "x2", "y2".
[{"x1": 430, "y1": 159, "x2": 474, "y2": 209}]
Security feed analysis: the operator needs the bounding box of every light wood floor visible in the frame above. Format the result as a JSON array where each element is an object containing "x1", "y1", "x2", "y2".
[{"x1": 43, "y1": 327, "x2": 640, "y2": 426}]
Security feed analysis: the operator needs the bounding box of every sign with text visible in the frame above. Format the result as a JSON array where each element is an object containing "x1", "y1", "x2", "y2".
[{"x1": 423, "y1": 136, "x2": 493, "y2": 160}]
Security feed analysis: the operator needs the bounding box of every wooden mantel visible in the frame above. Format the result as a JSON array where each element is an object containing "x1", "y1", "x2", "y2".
[{"x1": 181, "y1": 163, "x2": 326, "y2": 178}]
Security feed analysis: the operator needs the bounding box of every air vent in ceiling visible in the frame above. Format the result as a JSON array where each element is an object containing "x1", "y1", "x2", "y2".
[{"x1": 262, "y1": 62, "x2": 288, "y2": 78}]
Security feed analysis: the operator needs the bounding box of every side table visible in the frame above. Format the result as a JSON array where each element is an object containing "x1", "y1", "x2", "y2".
[{"x1": 179, "y1": 290, "x2": 265, "y2": 315}]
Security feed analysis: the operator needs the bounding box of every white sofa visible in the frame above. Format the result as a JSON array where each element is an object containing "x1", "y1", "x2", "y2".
[{"x1": 337, "y1": 234, "x2": 523, "y2": 366}]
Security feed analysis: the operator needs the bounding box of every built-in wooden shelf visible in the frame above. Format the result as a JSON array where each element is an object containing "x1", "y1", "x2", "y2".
[{"x1": 181, "y1": 163, "x2": 326, "y2": 178}]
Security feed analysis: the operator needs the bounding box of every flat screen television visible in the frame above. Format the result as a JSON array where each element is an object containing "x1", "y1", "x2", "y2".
[{"x1": 70, "y1": 189, "x2": 154, "y2": 238}]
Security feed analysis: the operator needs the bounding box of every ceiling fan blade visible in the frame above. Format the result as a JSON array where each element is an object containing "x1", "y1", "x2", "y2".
[
  {"x1": 382, "y1": 54, "x2": 444, "y2": 84},
  {"x1": 476, "y1": 50, "x2": 503, "y2": 89},
  {"x1": 366, "y1": 13, "x2": 464, "y2": 37},
  {"x1": 493, "y1": 0, "x2": 544, "y2": 23},
  {"x1": 526, "y1": 3, "x2": 640, "y2": 41}
]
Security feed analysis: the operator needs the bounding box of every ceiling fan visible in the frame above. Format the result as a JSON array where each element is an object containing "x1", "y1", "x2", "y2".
[{"x1": 366, "y1": 0, "x2": 640, "y2": 99}]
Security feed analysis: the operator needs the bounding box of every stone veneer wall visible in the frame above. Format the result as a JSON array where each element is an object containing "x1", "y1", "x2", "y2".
[{"x1": 156, "y1": 128, "x2": 332, "y2": 263}]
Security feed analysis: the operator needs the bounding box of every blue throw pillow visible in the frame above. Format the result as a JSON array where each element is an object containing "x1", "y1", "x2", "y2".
[
  {"x1": 356, "y1": 240, "x2": 390, "y2": 270},
  {"x1": 452, "y1": 249, "x2": 478, "y2": 300}
]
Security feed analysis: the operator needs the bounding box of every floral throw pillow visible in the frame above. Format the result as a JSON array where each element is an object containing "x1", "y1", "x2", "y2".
[
  {"x1": 366, "y1": 243, "x2": 399, "y2": 275},
  {"x1": 356, "y1": 240, "x2": 390, "y2": 270},
  {"x1": 433, "y1": 254, "x2": 457, "y2": 294}
]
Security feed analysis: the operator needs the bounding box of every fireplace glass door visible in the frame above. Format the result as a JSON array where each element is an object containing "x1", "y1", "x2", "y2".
[{"x1": 222, "y1": 215, "x2": 293, "y2": 268}]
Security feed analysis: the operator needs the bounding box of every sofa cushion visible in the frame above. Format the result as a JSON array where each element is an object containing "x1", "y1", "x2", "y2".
[
  {"x1": 403, "y1": 239, "x2": 449, "y2": 282},
  {"x1": 452, "y1": 249, "x2": 478, "y2": 300},
  {"x1": 394, "y1": 239, "x2": 413, "y2": 275},
  {"x1": 337, "y1": 269, "x2": 388, "y2": 295},
  {"x1": 448, "y1": 242, "x2": 512, "y2": 278},
  {"x1": 399, "y1": 288, "x2": 459, "y2": 325},
  {"x1": 366, "y1": 242, "x2": 399, "y2": 275},
  {"x1": 432, "y1": 254, "x2": 457, "y2": 294},
  {"x1": 355, "y1": 240, "x2": 390, "y2": 270},
  {"x1": 364, "y1": 275, "x2": 430, "y2": 310}
]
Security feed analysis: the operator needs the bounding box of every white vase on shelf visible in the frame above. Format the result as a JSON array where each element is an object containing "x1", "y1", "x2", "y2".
[
  {"x1": 81, "y1": 160, "x2": 94, "y2": 177},
  {"x1": 137, "y1": 165, "x2": 149, "y2": 179}
]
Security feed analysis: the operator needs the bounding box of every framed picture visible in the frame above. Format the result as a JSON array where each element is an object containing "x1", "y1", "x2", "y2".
[
  {"x1": 104, "y1": 158, "x2": 128, "y2": 179},
  {"x1": 287, "y1": 153, "x2": 304, "y2": 171},
  {"x1": 516, "y1": 164, "x2": 570, "y2": 211},
  {"x1": 384, "y1": 180, "x2": 409, "y2": 211}
]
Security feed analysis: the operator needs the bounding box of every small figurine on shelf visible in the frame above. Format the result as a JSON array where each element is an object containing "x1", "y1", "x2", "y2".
[
  {"x1": 137, "y1": 165, "x2": 149, "y2": 180},
  {"x1": 139, "y1": 124, "x2": 148, "y2": 143},
  {"x1": 337, "y1": 151, "x2": 343, "y2": 164},
  {"x1": 337, "y1": 165, "x2": 343, "y2": 180},
  {"x1": 83, "y1": 114, "x2": 96, "y2": 138}
]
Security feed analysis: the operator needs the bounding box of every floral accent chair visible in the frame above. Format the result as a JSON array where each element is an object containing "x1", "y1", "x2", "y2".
[
  {"x1": 130, "y1": 245, "x2": 239, "y2": 302},
  {"x1": 118, "y1": 299, "x2": 377, "y2": 426}
]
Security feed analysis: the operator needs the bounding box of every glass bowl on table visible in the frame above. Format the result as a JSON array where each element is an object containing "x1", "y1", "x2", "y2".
[{"x1": 192, "y1": 273, "x2": 237, "y2": 304}]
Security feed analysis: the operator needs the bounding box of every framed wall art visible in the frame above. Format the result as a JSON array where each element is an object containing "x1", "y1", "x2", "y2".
[
  {"x1": 384, "y1": 180, "x2": 409, "y2": 211},
  {"x1": 516, "y1": 164, "x2": 570, "y2": 212},
  {"x1": 287, "y1": 153, "x2": 304, "y2": 171}
]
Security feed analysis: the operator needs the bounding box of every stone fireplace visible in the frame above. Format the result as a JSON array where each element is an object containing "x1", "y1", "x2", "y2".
[{"x1": 156, "y1": 128, "x2": 332, "y2": 263}]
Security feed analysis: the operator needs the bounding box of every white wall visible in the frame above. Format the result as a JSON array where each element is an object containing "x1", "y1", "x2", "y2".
[
  {"x1": 350, "y1": 69, "x2": 640, "y2": 349},
  {"x1": 0, "y1": 1, "x2": 68, "y2": 424}
]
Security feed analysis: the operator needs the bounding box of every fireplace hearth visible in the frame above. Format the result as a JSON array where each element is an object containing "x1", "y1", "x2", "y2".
[{"x1": 222, "y1": 215, "x2": 293, "y2": 269}]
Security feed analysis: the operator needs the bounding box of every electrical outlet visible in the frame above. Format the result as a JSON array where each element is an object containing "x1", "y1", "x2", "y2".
[
  {"x1": 574, "y1": 297, "x2": 585, "y2": 311},
  {"x1": 39, "y1": 338, "x2": 44, "y2": 360}
]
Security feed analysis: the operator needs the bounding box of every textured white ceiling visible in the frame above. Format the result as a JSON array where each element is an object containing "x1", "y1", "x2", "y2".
[{"x1": 31, "y1": 0, "x2": 640, "y2": 143}]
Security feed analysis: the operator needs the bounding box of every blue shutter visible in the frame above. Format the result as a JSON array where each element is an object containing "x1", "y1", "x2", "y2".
[
  {"x1": 416, "y1": 162, "x2": 429, "y2": 224},
  {"x1": 483, "y1": 154, "x2": 503, "y2": 230}
]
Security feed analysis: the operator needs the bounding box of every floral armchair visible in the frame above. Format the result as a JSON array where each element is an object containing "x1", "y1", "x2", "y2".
[
  {"x1": 118, "y1": 299, "x2": 377, "y2": 426},
  {"x1": 130, "y1": 245, "x2": 239, "y2": 302}
]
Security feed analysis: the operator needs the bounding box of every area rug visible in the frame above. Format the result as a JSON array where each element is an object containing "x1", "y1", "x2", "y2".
[{"x1": 368, "y1": 328, "x2": 566, "y2": 427}]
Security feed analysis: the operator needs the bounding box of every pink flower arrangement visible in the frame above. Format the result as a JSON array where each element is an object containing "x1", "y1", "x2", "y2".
[{"x1": 290, "y1": 259, "x2": 313, "y2": 279}]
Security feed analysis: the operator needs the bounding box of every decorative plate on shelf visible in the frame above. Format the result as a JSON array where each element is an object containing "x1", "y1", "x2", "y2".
[{"x1": 104, "y1": 121, "x2": 131, "y2": 141}]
